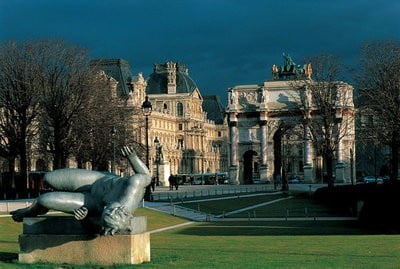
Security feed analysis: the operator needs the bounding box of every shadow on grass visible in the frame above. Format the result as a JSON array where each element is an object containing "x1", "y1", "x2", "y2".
[
  {"x1": 177, "y1": 221, "x2": 384, "y2": 236},
  {"x1": 0, "y1": 252, "x2": 18, "y2": 262}
]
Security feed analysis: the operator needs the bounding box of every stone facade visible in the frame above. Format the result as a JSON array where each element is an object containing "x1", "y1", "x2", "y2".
[{"x1": 120, "y1": 61, "x2": 228, "y2": 179}]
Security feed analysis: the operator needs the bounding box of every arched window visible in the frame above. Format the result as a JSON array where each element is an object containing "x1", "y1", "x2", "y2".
[
  {"x1": 177, "y1": 102, "x2": 183, "y2": 117},
  {"x1": 163, "y1": 103, "x2": 168, "y2": 110},
  {"x1": 35, "y1": 159, "x2": 47, "y2": 171}
]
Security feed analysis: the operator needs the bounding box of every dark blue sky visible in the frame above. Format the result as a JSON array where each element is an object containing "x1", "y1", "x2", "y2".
[{"x1": 1, "y1": 0, "x2": 399, "y2": 103}]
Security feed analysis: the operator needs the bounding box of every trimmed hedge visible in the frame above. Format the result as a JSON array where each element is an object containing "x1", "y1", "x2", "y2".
[{"x1": 313, "y1": 181, "x2": 400, "y2": 232}]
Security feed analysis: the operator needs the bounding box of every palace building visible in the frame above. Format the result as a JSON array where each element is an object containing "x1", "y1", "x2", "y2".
[{"x1": 93, "y1": 59, "x2": 228, "y2": 185}]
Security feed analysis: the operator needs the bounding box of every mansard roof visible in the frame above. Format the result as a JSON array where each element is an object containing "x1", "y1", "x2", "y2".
[
  {"x1": 90, "y1": 59, "x2": 133, "y2": 96},
  {"x1": 146, "y1": 62, "x2": 198, "y2": 94},
  {"x1": 202, "y1": 95, "x2": 225, "y2": 124}
]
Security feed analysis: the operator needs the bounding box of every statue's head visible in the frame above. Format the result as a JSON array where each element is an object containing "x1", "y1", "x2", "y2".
[{"x1": 102, "y1": 202, "x2": 131, "y2": 235}]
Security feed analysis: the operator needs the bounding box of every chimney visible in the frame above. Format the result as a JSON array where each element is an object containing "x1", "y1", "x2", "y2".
[{"x1": 166, "y1": 61, "x2": 177, "y2": 94}]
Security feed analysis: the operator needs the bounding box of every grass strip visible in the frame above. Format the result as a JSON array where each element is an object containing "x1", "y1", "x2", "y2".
[{"x1": 179, "y1": 193, "x2": 287, "y2": 215}]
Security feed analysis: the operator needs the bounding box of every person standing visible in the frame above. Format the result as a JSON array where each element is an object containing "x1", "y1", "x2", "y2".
[
  {"x1": 150, "y1": 176, "x2": 156, "y2": 192},
  {"x1": 168, "y1": 174, "x2": 173, "y2": 190},
  {"x1": 174, "y1": 175, "x2": 179, "y2": 190}
]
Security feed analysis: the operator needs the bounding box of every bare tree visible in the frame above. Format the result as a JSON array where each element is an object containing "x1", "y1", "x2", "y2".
[
  {"x1": 356, "y1": 40, "x2": 400, "y2": 182},
  {"x1": 37, "y1": 40, "x2": 93, "y2": 169},
  {"x1": 70, "y1": 71, "x2": 137, "y2": 171},
  {"x1": 0, "y1": 39, "x2": 144, "y2": 188},
  {"x1": 0, "y1": 41, "x2": 42, "y2": 189},
  {"x1": 292, "y1": 54, "x2": 354, "y2": 188}
]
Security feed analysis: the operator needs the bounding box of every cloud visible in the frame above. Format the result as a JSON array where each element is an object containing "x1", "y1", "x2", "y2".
[{"x1": 1, "y1": 0, "x2": 399, "y2": 102}]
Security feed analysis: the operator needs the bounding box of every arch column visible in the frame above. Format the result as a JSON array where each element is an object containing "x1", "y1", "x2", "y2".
[
  {"x1": 228, "y1": 113, "x2": 239, "y2": 184},
  {"x1": 229, "y1": 121, "x2": 238, "y2": 166},
  {"x1": 303, "y1": 123, "x2": 315, "y2": 183},
  {"x1": 335, "y1": 137, "x2": 345, "y2": 183},
  {"x1": 259, "y1": 111, "x2": 269, "y2": 182},
  {"x1": 335, "y1": 112, "x2": 346, "y2": 182}
]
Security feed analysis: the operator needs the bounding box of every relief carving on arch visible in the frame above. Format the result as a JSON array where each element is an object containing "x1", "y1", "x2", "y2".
[
  {"x1": 238, "y1": 90, "x2": 258, "y2": 104},
  {"x1": 267, "y1": 120, "x2": 280, "y2": 140}
]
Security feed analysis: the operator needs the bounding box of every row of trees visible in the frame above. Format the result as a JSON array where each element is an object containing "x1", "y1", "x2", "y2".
[
  {"x1": 290, "y1": 40, "x2": 400, "y2": 187},
  {"x1": 0, "y1": 40, "x2": 134, "y2": 190}
]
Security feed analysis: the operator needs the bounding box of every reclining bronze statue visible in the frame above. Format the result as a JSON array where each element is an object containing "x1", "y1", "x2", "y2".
[{"x1": 11, "y1": 146, "x2": 151, "y2": 235}]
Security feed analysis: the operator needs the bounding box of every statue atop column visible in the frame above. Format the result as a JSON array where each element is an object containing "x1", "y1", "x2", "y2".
[{"x1": 158, "y1": 145, "x2": 164, "y2": 162}]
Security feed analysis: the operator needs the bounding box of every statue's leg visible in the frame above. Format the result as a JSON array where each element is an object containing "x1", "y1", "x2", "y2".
[
  {"x1": 10, "y1": 191, "x2": 100, "y2": 222},
  {"x1": 10, "y1": 199, "x2": 49, "y2": 222},
  {"x1": 37, "y1": 191, "x2": 100, "y2": 214},
  {"x1": 44, "y1": 168, "x2": 106, "y2": 191}
]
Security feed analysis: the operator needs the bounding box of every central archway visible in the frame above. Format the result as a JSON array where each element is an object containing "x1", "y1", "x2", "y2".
[
  {"x1": 243, "y1": 150, "x2": 258, "y2": 184},
  {"x1": 273, "y1": 128, "x2": 283, "y2": 180}
]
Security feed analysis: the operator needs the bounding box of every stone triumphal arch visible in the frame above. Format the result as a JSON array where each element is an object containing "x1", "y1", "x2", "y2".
[{"x1": 226, "y1": 56, "x2": 355, "y2": 185}]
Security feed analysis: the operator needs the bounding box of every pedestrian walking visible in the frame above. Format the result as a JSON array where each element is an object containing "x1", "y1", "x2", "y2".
[
  {"x1": 174, "y1": 175, "x2": 179, "y2": 190},
  {"x1": 168, "y1": 174, "x2": 173, "y2": 190},
  {"x1": 150, "y1": 176, "x2": 156, "y2": 192}
]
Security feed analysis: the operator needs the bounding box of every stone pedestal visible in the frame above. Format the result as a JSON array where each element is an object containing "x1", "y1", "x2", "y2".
[
  {"x1": 18, "y1": 216, "x2": 150, "y2": 265},
  {"x1": 229, "y1": 166, "x2": 239, "y2": 185},
  {"x1": 303, "y1": 164, "x2": 314, "y2": 183},
  {"x1": 335, "y1": 162, "x2": 345, "y2": 183},
  {"x1": 158, "y1": 161, "x2": 170, "y2": 186}
]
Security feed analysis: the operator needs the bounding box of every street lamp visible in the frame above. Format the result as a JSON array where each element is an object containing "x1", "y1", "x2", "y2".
[
  {"x1": 154, "y1": 137, "x2": 160, "y2": 186},
  {"x1": 111, "y1": 126, "x2": 117, "y2": 174},
  {"x1": 142, "y1": 96, "x2": 152, "y2": 201}
]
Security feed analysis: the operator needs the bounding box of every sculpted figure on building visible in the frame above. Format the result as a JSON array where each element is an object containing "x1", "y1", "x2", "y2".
[{"x1": 271, "y1": 53, "x2": 313, "y2": 80}]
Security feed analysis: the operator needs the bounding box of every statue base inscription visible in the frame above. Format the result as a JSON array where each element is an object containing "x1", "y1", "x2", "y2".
[{"x1": 18, "y1": 216, "x2": 150, "y2": 265}]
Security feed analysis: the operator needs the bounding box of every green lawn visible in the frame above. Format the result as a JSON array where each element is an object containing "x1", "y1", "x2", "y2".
[
  {"x1": 178, "y1": 194, "x2": 352, "y2": 218},
  {"x1": 135, "y1": 208, "x2": 188, "y2": 231},
  {"x1": 144, "y1": 221, "x2": 400, "y2": 269},
  {"x1": 228, "y1": 196, "x2": 352, "y2": 218},
  {"x1": 179, "y1": 193, "x2": 287, "y2": 215},
  {"x1": 0, "y1": 216, "x2": 22, "y2": 265},
  {"x1": 1, "y1": 208, "x2": 400, "y2": 268}
]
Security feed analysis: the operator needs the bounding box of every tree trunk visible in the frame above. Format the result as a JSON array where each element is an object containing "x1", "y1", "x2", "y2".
[
  {"x1": 19, "y1": 142, "x2": 28, "y2": 191},
  {"x1": 53, "y1": 125, "x2": 63, "y2": 170},
  {"x1": 7, "y1": 157, "x2": 16, "y2": 189},
  {"x1": 76, "y1": 157, "x2": 84, "y2": 169},
  {"x1": 390, "y1": 131, "x2": 399, "y2": 182},
  {"x1": 326, "y1": 150, "x2": 334, "y2": 188},
  {"x1": 97, "y1": 161, "x2": 108, "y2": 172}
]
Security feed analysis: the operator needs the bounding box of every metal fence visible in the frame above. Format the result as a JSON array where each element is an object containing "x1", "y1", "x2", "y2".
[{"x1": 151, "y1": 185, "x2": 272, "y2": 201}]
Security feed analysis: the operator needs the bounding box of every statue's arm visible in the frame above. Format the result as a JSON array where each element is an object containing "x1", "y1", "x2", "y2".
[{"x1": 121, "y1": 146, "x2": 150, "y2": 176}]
